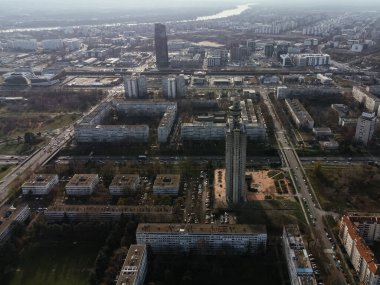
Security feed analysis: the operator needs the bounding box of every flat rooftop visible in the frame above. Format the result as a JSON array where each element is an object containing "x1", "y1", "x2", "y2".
[
  {"x1": 116, "y1": 244, "x2": 146, "y2": 285},
  {"x1": 66, "y1": 174, "x2": 98, "y2": 187},
  {"x1": 46, "y1": 205, "x2": 173, "y2": 214},
  {"x1": 137, "y1": 223, "x2": 267, "y2": 235},
  {"x1": 153, "y1": 175, "x2": 180, "y2": 188},
  {"x1": 22, "y1": 174, "x2": 57, "y2": 187},
  {"x1": 110, "y1": 175, "x2": 139, "y2": 187}
]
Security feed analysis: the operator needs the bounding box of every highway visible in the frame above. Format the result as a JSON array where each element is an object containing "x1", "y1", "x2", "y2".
[{"x1": 261, "y1": 87, "x2": 352, "y2": 285}]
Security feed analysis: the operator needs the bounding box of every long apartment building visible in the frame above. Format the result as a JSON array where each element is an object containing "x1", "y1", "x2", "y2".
[
  {"x1": 293, "y1": 54, "x2": 330, "y2": 67},
  {"x1": 353, "y1": 86, "x2": 380, "y2": 114},
  {"x1": 21, "y1": 174, "x2": 59, "y2": 195},
  {"x1": 136, "y1": 223, "x2": 267, "y2": 255},
  {"x1": 116, "y1": 245, "x2": 147, "y2": 285},
  {"x1": 285, "y1": 99, "x2": 314, "y2": 130},
  {"x1": 282, "y1": 225, "x2": 317, "y2": 285},
  {"x1": 65, "y1": 174, "x2": 99, "y2": 196},
  {"x1": 0, "y1": 205, "x2": 30, "y2": 243},
  {"x1": 44, "y1": 205, "x2": 173, "y2": 223},
  {"x1": 157, "y1": 105, "x2": 177, "y2": 143},
  {"x1": 340, "y1": 215, "x2": 380, "y2": 285}
]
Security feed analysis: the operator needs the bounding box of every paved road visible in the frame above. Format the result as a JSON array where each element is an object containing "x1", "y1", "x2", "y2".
[{"x1": 261, "y1": 87, "x2": 351, "y2": 285}]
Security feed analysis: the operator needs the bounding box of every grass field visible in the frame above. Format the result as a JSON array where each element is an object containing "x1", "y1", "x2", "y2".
[{"x1": 3, "y1": 242, "x2": 100, "y2": 285}]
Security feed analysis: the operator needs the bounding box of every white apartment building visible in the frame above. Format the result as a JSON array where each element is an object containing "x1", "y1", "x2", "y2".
[
  {"x1": 282, "y1": 225, "x2": 317, "y2": 285},
  {"x1": 116, "y1": 245, "x2": 147, "y2": 285},
  {"x1": 293, "y1": 54, "x2": 330, "y2": 66},
  {"x1": 124, "y1": 75, "x2": 147, "y2": 98},
  {"x1": 136, "y1": 223, "x2": 267, "y2": 255},
  {"x1": 109, "y1": 175, "x2": 140, "y2": 196},
  {"x1": 340, "y1": 216, "x2": 380, "y2": 285},
  {"x1": 65, "y1": 174, "x2": 99, "y2": 196},
  {"x1": 153, "y1": 175, "x2": 180, "y2": 196},
  {"x1": 181, "y1": 122, "x2": 226, "y2": 140},
  {"x1": 157, "y1": 105, "x2": 177, "y2": 143},
  {"x1": 285, "y1": 99, "x2": 315, "y2": 130},
  {"x1": 22, "y1": 174, "x2": 59, "y2": 195},
  {"x1": 64, "y1": 39, "x2": 81, "y2": 51},
  {"x1": 352, "y1": 86, "x2": 380, "y2": 113},
  {"x1": 355, "y1": 112, "x2": 376, "y2": 145},
  {"x1": 162, "y1": 75, "x2": 186, "y2": 99},
  {"x1": 8, "y1": 39, "x2": 38, "y2": 51}
]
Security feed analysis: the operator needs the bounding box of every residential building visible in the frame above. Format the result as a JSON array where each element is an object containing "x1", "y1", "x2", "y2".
[
  {"x1": 0, "y1": 205, "x2": 30, "y2": 243},
  {"x1": 44, "y1": 205, "x2": 173, "y2": 223},
  {"x1": 352, "y1": 86, "x2": 380, "y2": 113},
  {"x1": 162, "y1": 75, "x2": 186, "y2": 99},
  {"x1": 157, "y1": 105, "x2": 177, "y2": 143},
  {"x1": 264, "y1": 43, "x2": 274, "y2": 58},
  {"x1": 225, "y1": 100, "x2": 247, "y2": 205},
  {"x1": 155, "y1": 23, "x2": 169, "y2": 69},
  {"x1": 340, "y1": 216, "x2": 380, "y2": 285},
  {"x1": 317, "y1": 74, "x2": 333, "y2": 84},
  {"x1": 355, "y1": 112, "x2": 376, "y2": 145},
  {"x1": 293, "y1": 54, "x2": 330, "y2": 66},
  {"x1": 153, "y1": 175, "x2": 180, "y2": 196},
  {"x1": 41, "y1": 39, "x2": 64, "y2": 51},
  {"x1": 136, "y1": 223, "x2": 267, "y2": 255},
  {"x1": 282, "y1": 225, "x2": 317, "y2": 285},
  {"x1": 116, "y1": 245, "x2": 147, "y2": 285},
  {"x1": 285, "y1": 99, "x2": 314, "y2": 130},
  {"x1": 21, "y1": 174, "x2": 59, "y2": 195},
  {"x1": 124, "y1": 75, "x2": 147, "y2": 98},
  {"x1": 65, "y1": 174, "x2": 99, "y2": 196},
  {"x1": 109, "y1": 175, "x2": 140, "y2": 196}
]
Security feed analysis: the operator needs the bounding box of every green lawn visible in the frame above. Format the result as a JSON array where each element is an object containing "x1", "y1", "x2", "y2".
[{"x1": 4, "y1": 242, "x2": 100, "y2": 285}]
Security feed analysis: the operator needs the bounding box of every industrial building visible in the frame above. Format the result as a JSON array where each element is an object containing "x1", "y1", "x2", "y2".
[
  {"x1": 109, "y1": 175, "x2": 140, "y2": 196},
  {"x1": 116, "y1": 245, "x2": 148, "y2": 285},
  {"x1": 153, "y1": 175, "x2": 181, "y2": 196},
  {"x1": 282, "y1": 225, "x2": 317, "y2": 285},
  {"x1": 21, "y1": 174, "x2": 59, "y2": 195},
  {"x1": 65, "y1": 174, "x2": 99, "y2": 196},
  {"x1": 340, "y1": 216, "x2": 380, "y2": 285},
  {"x1": 136, "y1": 223, "x2": 267, "y2": 255}
]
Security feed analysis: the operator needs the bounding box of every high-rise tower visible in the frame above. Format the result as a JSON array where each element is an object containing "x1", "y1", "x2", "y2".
[
  {"x1": 225, "y1": 100, "x2": 247, "y2": 205},
  {"x1": 154, "y1": 23, "x2": 169, "y2": 69}
]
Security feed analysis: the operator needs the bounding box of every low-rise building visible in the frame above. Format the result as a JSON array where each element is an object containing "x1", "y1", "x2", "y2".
[
  {"x1": 116, "y1": 245, "x2": 147, "y2": 285},
  {"x1": 65, "y1": 174, "x2": 99, "y2": 196},
  {"x1": 285, "y1": 99, "x2": 314, "y2": 129},
  {"x1": 0, "y1": 205, "x2": 30, "y2": 243},
  {"x1": 109, "y1": 175, "x2": 140, "y2": 196},
  {"x1": 21, "y1": 174, "x2": 59, "y2": 195},
  {"x1": 282, "y1": 225, "x2": 317, "y2": 285},
  {"x1": 153, "y1": 175, "x2": 180, "y2": 196},
  {"x1": 340, "y1": 215, "x2": 380, "y2": 285},
  {"x1": 312, "y1": 128, "x2": 333, "y2": 139},
  {"x1": 136, "y1": 223, "x2": 267, "y2": 255}
]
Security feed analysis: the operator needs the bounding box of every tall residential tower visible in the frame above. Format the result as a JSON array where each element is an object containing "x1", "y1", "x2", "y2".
[
  {"x1": 225, "y1": 100, "x2": 247, "y2": 205},
  {"x1": 154, "y1": 23, "x2": 169, "y2": 69}
]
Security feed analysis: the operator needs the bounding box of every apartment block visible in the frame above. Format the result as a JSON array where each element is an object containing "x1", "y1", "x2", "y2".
[
  {"x1": 355, "y1": 112, "x2": 376, "y2": 145},
  {"x1": 282, "y1": 225, "x2": 317, "y2": 285},
  {"x1": 116, "y1": 245, "x2": 147, "y2": 285},
  {"x1": 293, "y1": 54, "x2": 330, "y2": 66},
  {"x1": 0, "y1": 205, "x2": 30, "y2": 243},
  {"x1": 340, "y1": 216, "x2": 380, "y2": 285},
  {"x1": 21, "y1": 174, "x2": 59, "y2": 195},
  {"x1": 353, "y1": 86, "x2": 380, "y2": 113},
  {"x1": 285, "y1": 99, "x2": 314, "y2": 129},
  {"x1": 153, "y1": 175, "x2": 180, "y2": 196},
  {"x1": 136, "y1": 223, "x2": 267, "y2": 255},
  {"x1": 65, "y1": 174, "x2": 99, "y2": 196},
  {"x1": 109, "y1": 175, "x2": 140, "y2": 196}
]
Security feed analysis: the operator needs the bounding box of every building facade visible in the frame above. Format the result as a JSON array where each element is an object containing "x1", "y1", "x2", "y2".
[
  {"x1": 155, "y1": 23, "x2": 169, "y2": 69},
  {"x1": 21, "y1": 174, "x2": 59, "y2": 195},
  {"x1": 353, "y1": 86, "x2": 380, "y2": 113},
  {"x1": 285, "y1": 99, "x2": 315, "y2": 130},
  {"x1": 225, "y1": 101, "x2": 247, "y2": 205},
  {"x1": 136, "y1": 223, "x2": 267, "y2": 255},
  {"x1": 65, "y1": 174, "x2": 99, "y2": 196},
  {"x1": 109, "y1": 175, "x2": 140, "y2": 196},
  {"x1": 124, "y1": 75, "x2": 147, "y2": 99},
  {"x1": 355, "y1": 112, "x2": 376, "y2": 145},
  {"x1": 153, "y1": 175, "x2": 180, "y2": 196}
]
